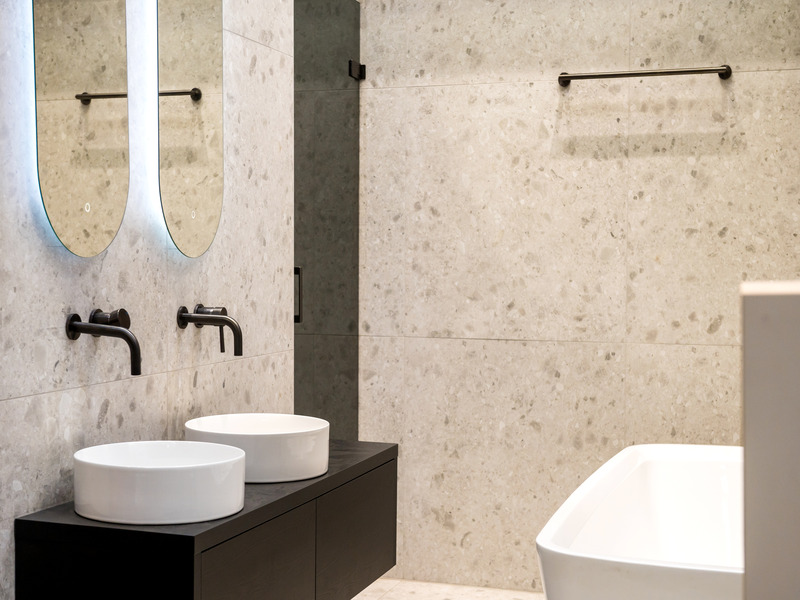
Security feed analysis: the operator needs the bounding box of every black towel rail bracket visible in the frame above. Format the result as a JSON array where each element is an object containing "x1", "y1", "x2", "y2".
[
  {"x1": 76, "y1": 87, "x2": 203, "y2": 105},
  {"x1": 558, "y1": 65, "x2": 732, "y2": 87}
]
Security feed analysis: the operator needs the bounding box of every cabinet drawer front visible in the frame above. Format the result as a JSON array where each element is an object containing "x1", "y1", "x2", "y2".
[{"x1": 201, "y1": 502, "x2": 316, "y2": 600}]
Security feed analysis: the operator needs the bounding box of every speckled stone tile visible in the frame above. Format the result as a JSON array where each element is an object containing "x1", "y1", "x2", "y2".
[
  {"x1": 0, "y1": 2, "x2": 170, "y2": 401},
  {"x1": 167, "y1": 31, "x2": 294, "y2": 367},
  {"x1": 359, "y1": 335, "x2": 408, "y2": 580},
  {"x1": 359, "y1": 87, "x2": 411, "y2": 337},
  {"x1": 223, "y1": 0, "x2": 293, "y2": 57},
  {"x1": 625, "y1": 343, "x2": 742, "y2": 445},
  {"x1": 167, "y1": 351, "x2": 293, "y2": 439},
  {"x1": 0, "y1": 375, "x2": 169, "y2": 524},
  {"x1": 363, "y1": 337, "x2": 626, "y2": 592},
  {"x1": 355, "y1": 579, "x2": 547, "y2": 600},
  {"x1": 361, "y1": 81, "x2": 628, "y2": 342},
  {"x1": 0, "y1": 519, "x2": 13, "y2": 600},
  {"x1": 626, "y1": 71, "x2": 800, "y2": 345},
  {"x1": 359, "y1": 336, "x2": 406, "y2": 447},
  {"x1": 631, "y1": 0, "x2": 800, "y2": 73},
  {"x1": 360, "y1": 0, "x2": 630, "y2": 88}
]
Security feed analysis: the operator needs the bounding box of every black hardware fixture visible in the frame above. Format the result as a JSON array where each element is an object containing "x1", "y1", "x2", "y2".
[
  {"x1": 558, "y1": 65, "x2": 732, "y2": 87},
  {"x1": 348, "y1": 60, "x2": 366, "y2": 81},
  {"x1": 88, "y1": 308, "x2": 131, "y2": 329},
  {"x1": 76, "y1": 87, "x2": 203, "y2": 105},
  {"x1": 65, "y1": 310, "x2": 142, "y2": 376},
  {"x1": 294, "y1": 266, "x2": 304, "y2": 324},
  {"x1": 177, "y1": 304, "x2": 243, "y2": 356}
]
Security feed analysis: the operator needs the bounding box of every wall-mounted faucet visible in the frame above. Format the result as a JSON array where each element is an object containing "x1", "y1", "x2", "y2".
[
  {"x1": 66, "y1": 309, "x2": 142, "y2": 376},
  {"x1": 177, "y1": 305, "x2": 243, "y2": 356}
]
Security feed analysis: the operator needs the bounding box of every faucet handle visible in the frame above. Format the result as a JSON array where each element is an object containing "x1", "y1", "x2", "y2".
[
  {"x1": 193, "y1": 304, "x2": 228, "y2": 318},
  {"x1": 178, "y1": 305, "x2": 230, "y2": 353},
  {"x1": 194, "y1": 305, "x2": 229, "y2": 353},
  {"x1": 89, "y1": 308, "x2": 131, "y2": 332}
]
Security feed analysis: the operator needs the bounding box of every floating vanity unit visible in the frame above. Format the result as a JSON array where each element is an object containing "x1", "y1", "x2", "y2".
[{"x1": 15, "y1": 440, "x2": 397, "y2": 600}]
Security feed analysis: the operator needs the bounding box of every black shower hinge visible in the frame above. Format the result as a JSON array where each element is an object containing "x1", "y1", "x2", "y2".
[{"x1": 349, "y1": 60, "x2": 366, "y2": 81}]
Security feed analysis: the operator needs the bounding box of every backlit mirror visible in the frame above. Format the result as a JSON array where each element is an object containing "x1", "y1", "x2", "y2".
[
  {"x1": 158, "y1": 0, "x2": 223, "y2": 258},
  {"x1": 33, "y1": 0, "x2": 129, "y2": 257}
]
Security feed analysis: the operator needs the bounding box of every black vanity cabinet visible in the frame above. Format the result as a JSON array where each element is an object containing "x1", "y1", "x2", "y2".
[{"x1": 15, "y1": 440, "x2": 397, "y2": 600}]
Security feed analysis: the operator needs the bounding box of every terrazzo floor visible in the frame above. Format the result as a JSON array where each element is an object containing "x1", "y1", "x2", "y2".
[{"x1": 354, "y1": 578, "x2": 546, "y2": 600}]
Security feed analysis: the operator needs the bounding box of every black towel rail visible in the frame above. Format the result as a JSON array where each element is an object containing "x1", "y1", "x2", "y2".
[
  {"x1": 76, "y1": 87, "x2": 203, "y2": 105},
  {"x1": 558, "y1": 65, "x2": 731, "y2": 87}
]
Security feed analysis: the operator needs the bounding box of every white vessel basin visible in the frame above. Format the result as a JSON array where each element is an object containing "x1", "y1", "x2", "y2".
[
  {"x1": 185, "y1": 413, "x2": 330, "y2": 483},
  {"x1": 73, "y1": 440, "x2": 245, "y2": 525}
]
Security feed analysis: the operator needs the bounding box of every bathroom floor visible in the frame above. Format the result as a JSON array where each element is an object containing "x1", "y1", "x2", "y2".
[{"x1": 355, "y1": 578, "x2": 546, "y2": 599}]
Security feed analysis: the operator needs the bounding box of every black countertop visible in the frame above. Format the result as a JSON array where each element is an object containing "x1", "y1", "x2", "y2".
[{"x1": 16, "y1": 439, "x2": 398, "y2": 553}]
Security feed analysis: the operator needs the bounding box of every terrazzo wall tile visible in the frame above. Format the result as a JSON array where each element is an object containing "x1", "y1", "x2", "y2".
[
  {"x1": 631, "y1": 0, "x2": 800, "y2": 72},
  {"x1": 0, "y1": 520, "x2": 13, "y2": 598},
  {"x1": 360, "y1": 0, "x2": 799, "y2": 591},
  {"x1": 395, "y1": 338, "x2": 625, "y2": 590},
  {"x1": 359, "y1": 87, "x2": 411, "y2": 338},
  {"x1": 626, "y1": 72, "x2": 800, "y2": 346},
  {"x1": 625, "y1": 343, "x2": 741, "y2": 445},
  {"x1": 360, "y1": 0, "x2": 630, "y2": 89},
  {"x1": 0, "y1": 0, "x2": 294, "y2": 594},
  {"x1": 224, "y1": 0, "x2": 293, "y2": 56},
  {"x1": 358, "y1": 335, "x2": 408, "y2": 580},
  {"x1": 403, "y1": 82, "x2": 627, "y2": 341},
  {"x1": 167, "y1": 29, "x2": 294, "y2": 369},
  {"x1": 167, "y1": 352, "x2": 293, "y2": 439},
  {"x1": 0, "y1": 375, "x2": 169, "y2": 525}
]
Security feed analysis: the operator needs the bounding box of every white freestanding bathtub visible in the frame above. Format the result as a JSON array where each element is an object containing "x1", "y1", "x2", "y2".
[{"x1": 536, "y1": 444, "x2": 743, "y2": 600}]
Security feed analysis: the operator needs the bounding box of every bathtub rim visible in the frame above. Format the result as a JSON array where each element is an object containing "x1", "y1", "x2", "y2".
[{"x1": 535, "y1": 443, "x2": 744, "y2": 575}]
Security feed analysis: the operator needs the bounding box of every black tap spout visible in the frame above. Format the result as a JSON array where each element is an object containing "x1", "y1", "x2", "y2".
[
  {"x1": 66, "y1": 314, "x2": 142, "y2": 376},
  {"x1": 177, "y1": 306, "x2": 243, "y2": 356}
]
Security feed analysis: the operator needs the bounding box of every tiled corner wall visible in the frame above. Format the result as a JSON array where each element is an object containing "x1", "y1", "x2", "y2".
[
  {"x1": 359, "y1": 0, "x2": 800, "y2": 592},
  {"x1": 0, "y1": 0, "x2": 294, "y2": 595}
]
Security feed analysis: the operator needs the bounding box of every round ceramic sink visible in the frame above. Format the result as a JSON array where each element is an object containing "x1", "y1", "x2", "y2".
[
  {"x1": 73, "y1": 440, "x2": 245, "y2": 525},
  {"x1": 185, "y1": 413, "x2": 330, "y2": 483}
]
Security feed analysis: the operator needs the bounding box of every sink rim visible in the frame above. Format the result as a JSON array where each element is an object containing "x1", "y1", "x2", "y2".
[
  {"x1": 185, "y1": 412, "x2": 330, "y2": 437},
  {"x1": 74, "y1": 439, "x2": 246, "y2": 470}
]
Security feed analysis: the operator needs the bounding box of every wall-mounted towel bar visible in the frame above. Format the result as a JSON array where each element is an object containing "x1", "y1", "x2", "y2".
[
  {"x1": 75, "y1": 88, "x2": 203, "y2": 105},
  {"x1": 558, "y1": 65, "x2": 731, "y2": 87}
]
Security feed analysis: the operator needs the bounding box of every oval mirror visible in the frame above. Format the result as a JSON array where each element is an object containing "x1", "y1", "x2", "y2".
[
  {"x1": 33, "y1": 0, "x2": 130, "y2": 258},
  {"x1": 157, "y1": 0, "x2": 223, "y2": 258}
]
